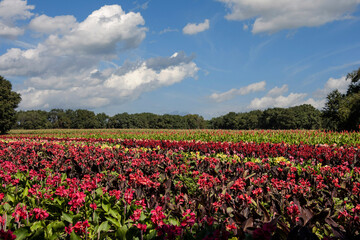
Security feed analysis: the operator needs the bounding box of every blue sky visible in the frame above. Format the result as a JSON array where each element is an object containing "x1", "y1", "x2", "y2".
[{"x1": 1, "y1": 0, "x2": 360, "y2": 119}]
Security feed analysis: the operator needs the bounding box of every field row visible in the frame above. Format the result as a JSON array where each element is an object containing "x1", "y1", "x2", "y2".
[
  {"x1": 8, "y1": 129, "x2": 360, "y2": 146},
  {"x1": 0, "y1": 136, "x2": 359, "y2": 239}
]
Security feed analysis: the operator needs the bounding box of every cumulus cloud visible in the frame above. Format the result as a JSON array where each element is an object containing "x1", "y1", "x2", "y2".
[
  {"x1": 248, "y1": 76, "x2": 351, "y2": 110},
  {"x1": 29, "y1": 15, "x2": 77, "y2": 34},
  {"x1": 218, "y1": 0, "x2": 360, "y2": 33},
  {"x1": 209, "y1": 81, "x2": 266, "y2": 102},
  {"x1": 45, "y1": 5, "x2": 147, "y2": 56},
  {"x1": 18, "y1": 52, "x2": 198, "y2": 109},
  {"x1": 183, "y1": 19, "x2": 210, "y2": 35},
  {"x1": 249, "y1": 93, "x2": 308, "y2": 109},
  {"x1": 0, "y1": 5, "x2": 147, "y2": 76},
  {"x1": 0, "y1": 4, "x2": 199, "y2": 109},
  {"x1": 315, "y1": 76, "x2": 351, "y2": 97},
  {"x1": 266, "y1": 84, "x2": 288, "y2": 97},
  {"x1": 0, "y1": 0, "x2": 34, "y2": 38}
]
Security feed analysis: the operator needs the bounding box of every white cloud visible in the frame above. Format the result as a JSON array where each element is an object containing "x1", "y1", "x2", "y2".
[
  {"x1": 18, "y1": 52, "x2": 198, "y2": 109},
  {"x1": 0, "y1": 0, "x2": 34, "y2": 38},
  {"x1": 183, "y1": 19, "x2": 210, "y2": 35},
  {"x1": 0, "y1": 5, "x2": 147, "y2": 76},
  {"x1": 322, "y1": 76, "x2": 350, "y2": 95},
  {"x1": 248, "y1": 75, "x2": 351, "y2": 110},
  {"x1": 29, "y1": 15, "x2": 77, "y2": 34},
  {"x1": 45, "y1": 5, "x2": 147, "y2": 56},
  {"x1": 266, "y1": 84, "x2": 288, "y2": 97},
  {"x1": 0, "y1": 0, "x2": 34, "y2": 20},
  {"x1": 0, "y1": 22, "x2": 23, "y2": 38},
  {"x1": 249, "y1": 93, "x2": 308, "y2": 109},
  {"x1": 209, "y1": 81, "x2": 266, "y2": 102},
  {"x1": 218, "y1": 0, "x2": 360, "y2": 33},
  {"x1": 159, "y1": 27, "x2": 179, "y2": 34},
  {"x1": 0, "y1": 4, "x2": 198, "y2": 110}
]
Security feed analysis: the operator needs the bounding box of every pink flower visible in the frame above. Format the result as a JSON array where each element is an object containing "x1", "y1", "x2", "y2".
[
  {"x1": 109, "y1": 190, "x2": 121, "y2": 200},
  {"x1": 226, "y1": 223, "x2": 237, "y2": 232},
  {"x1": 181, "y1": 209, "x2": 196, "y2": 227},
  {"x1": 68, "y1": 191, "x2": 86, "y2": 211},
  {"x1": 89, "y1": 203, "x2": 97, "y2": 210},
  {"x1": 66, "y1": 220, "x2": 90, "y2": 235},
  {"x1": 124, "y1": 188, "x2": 135, "y2": 205},
  {"x1": 30, "y1": 208, "x2": 49, "y2": 220},
  {"x1": 131, "y1": 209, "x2": 142, "y2": 221},
  {"x1": 135, "y1": 223, "x2": 147, "y2": 231},
  {"x1": 0, "y1": 229, "x2": 16, "y2": 240},
  {"x1": 12, "y1": 204, "x2": 28, "y2": 222},
  {"x1": 151, "y1": 206, "x2": 166, "y2": 226}
]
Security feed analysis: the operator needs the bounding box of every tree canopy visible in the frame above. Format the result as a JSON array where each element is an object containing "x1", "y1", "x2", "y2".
[{"x1": 0, "y1": 76, "x2": 21, "y2": 134}]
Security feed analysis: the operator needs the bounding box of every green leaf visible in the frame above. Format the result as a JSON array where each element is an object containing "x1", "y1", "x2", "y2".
[
  {"x1": 144, "y1": 229, "x2": 157, "y2": 240},
  {"x1": 6, "y1": 193, "x2": 15, "y2": 203},
  {"x1": 105, "y1": 216, "x2": 121, "y2": 228},
  {"x1": 48, "y1": 220, "x2": 65, "y2": 232},
  {"x1": 168, "y1": 217, "x2": 180, "y2": 226},
  {"x1": 28, "y1": 229, "x2": 45, "y2": 240},
  {"x1": 102, "y1": 202, "x2": 111, "y2": 212},
  {"x1": 70, "y1": 231, "x2": 82, "y2": 240},
  {"x1": 108, "y1": 208, "x2": 121, "y2": 220},
  {"x1": 93, "y1": 211, "x2": 100, "y2": 224},
  {"x1": 3, "y1": 202, "x2": 11, "y2": 211},
  {"x1": 115, "y1": 225, "x2": 128, "y2": 240},
  {"x1": 96, "y1": 187, "x2": 103, "y2": 196},
  {"x1": 22, "y1": 187, "x2": 29, "y2": 198},
  {"x1": 73, "y1": 214, "x2": 83, "y2": 223},
  {"x1": 61, "y1": 212, "x2": 73, "y2": 223},
  {"x1": 30, "y1": 221, "x2": 43, "y2": 232},
  {"x1": 14, "y1": 228, "x2": 30, "y2": 240},
  {"x1": 98, "y1": 221, "x2": 111, "y2": 233}
]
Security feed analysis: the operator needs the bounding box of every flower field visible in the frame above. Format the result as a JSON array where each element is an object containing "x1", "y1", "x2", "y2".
[{"x1": 0, "y1": 130, "x2": 360, "y2": 239}]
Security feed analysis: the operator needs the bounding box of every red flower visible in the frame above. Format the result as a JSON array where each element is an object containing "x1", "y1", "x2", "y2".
[
  {"x1": 181, "y1": 209, "x2": 196, "y2": 227},
  {"x1": 89, "y1": 203, "x2": 97, "y2": 210},
  {"x1": 30, "y1": 208, "x2": 49, "y2": 220},
  {"x1": 135, "y1": 223, "x2": 147, "y2": 231},
  {"x1": 12, "y1": 204, "x2": 28, "y2": 222},
  {"x1": 226, "y1": 223, "x2": 237, "y2": 232},
  {"x1": 151, "y1": 206, "x2": 166, "y2": 226},
  {"x1": 124, "y1": 188, "x2": 135, "y2": 205},
  {"x1": 130, "y1": 209, "x2": 142, "y2": 221},
  {"x1": 0, "y1": 229, "x2": 16, "y2": 240}
]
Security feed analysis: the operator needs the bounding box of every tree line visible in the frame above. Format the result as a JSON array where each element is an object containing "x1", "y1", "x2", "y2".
[
  {"x1": 1, "y1": 67, "x2": 359, "y2": 133},
  {"x1": 9, "y1": 102, "x2": 352, "y2": 131}
]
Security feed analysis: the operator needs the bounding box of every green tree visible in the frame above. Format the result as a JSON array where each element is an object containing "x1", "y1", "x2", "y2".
[
  {"x1": 346, "y1": 67, "x2": 360, "y2": 96},
  {"x1": 96, "y1": 113, "x2": 109, "y2": 129},
  {"x1": 184, "y1": 114, "x2": 206, "y2": 129},
  {"x1": 322, "y1": 90, "x2": 344, "y2": 131},
  {"x1": 70, "y1": 109, "x2": 100, "y2": 129},
  {"x1": 0, "y1": 76, "x2": 21, "y2": 134},
  {"x1": 48, "y1": 109, "x2": 72, "y2": 128},
  {"x1": 15, "y1": 110, "x2": 51, "y2": 129},
  {"x1": 291, "y1": 104, "x2": 322, "y2": 129},
  {"x1": 339, "y1": 92, "x2": 360, "y2": 131}
]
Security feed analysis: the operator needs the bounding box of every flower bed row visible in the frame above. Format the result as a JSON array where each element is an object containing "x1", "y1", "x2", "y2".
[
  {"x1": 7, "y1": 128, "x2": 360, "y2": 146},
  {"x1": 0, "y1": 137, "x2": 359, "y2": 239}
]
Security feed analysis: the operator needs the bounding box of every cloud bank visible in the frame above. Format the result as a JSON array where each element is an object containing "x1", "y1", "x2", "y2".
[
  {"x1": 209, "y1": 81, "x2": 266, "y2": 102},
  {"x1": 0, "y1": 4, "x2": 199, "y2": 109},
  {"x1": 218, "y1": 0, "x2": 360, "y2": 33},
  {"x1": 248, "y1": 76, "x2": 351, "y2": 110},
  {"x1": 0, "y1": 0, "x2": 34, "y2": 38}
]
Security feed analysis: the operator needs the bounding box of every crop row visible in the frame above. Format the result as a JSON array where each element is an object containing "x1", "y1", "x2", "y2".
[
  {"x1": 8, "y1": 129, "x2": 360, "y2": 146},
  {"x1": 0, "y1": 137, "x2": 359, "y2": 239}
]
